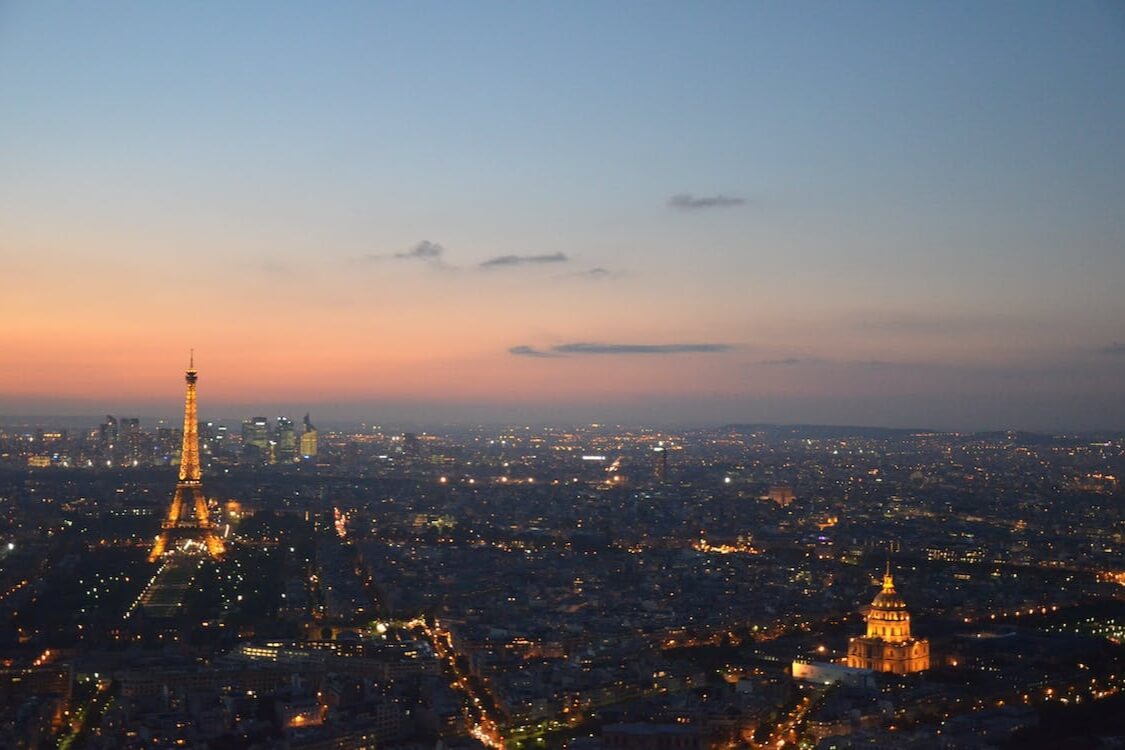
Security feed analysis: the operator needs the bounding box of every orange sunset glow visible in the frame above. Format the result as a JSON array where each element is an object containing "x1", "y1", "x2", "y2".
[{"x1": 1, "y1": 3, "x2": 1122, "y2": 430}]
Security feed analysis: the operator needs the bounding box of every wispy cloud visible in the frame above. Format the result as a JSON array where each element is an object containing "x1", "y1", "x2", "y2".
[
  {"x1": 580, "y1": 267, "x2": 611, "y2": 278},
  {"x1": 1100, "y1": 342, "x2": 1125, "y2": 355},
  {"x1": 556, "y1": 342, "x2": 730, "y2": 355},
  {"x1": 508, "y1": 345, "x2": 561, "y2": 358},
  {"x1": 395, "y1": 240, "x2": 445, "y2": 261},
  {"x1": 480, "y1": 252, "x2": 569, "y2": 269},
  {"x1": 560, "y1": 267, "x2": 621, "y2": 281},
  {"x1": 354, "y1": 240, "x2": 449, "y2": 265},
  {"x1": 668, "y1": 193, "x2": 745, "y2": 210},
  {"x1": 511, "y1": 341, "x2": 732, "y2": 357}
]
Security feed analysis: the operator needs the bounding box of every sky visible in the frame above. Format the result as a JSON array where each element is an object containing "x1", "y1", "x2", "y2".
[{"x1": 1, "y1": 1, "x2": 1123, "y2": 430}]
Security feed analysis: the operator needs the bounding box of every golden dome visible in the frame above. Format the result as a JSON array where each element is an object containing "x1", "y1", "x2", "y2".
[
  {"x1": 865, "y1": 566, "x2": 912, "y2": 632},
  {"x1": 871, "y1": 590, "x2": 907, "y2": 609},
  {"x1": 871, "y1": 574, "x2": 908, "y2": 610},
  {"x1": 848, "y1": 560, "x2": 930, "y2": 674}
]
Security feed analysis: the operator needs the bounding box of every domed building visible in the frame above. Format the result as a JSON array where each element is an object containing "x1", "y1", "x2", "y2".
[{"x1": 846, "y1": 563, "x2": 930, "y2": 674}]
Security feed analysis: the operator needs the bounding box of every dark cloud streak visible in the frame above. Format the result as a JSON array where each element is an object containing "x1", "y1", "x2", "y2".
[
  {"x1": 354, "y1": 240, "x2": 448, "y2": 264},
  {"x1": 508, "y1": 345, "x2": 560, "y2": 358},
  {"x1": 561, "y1": 267, "x2": 620, "y2": 280},
  {"x1": 394, "y1": 240, "x2": 445, "y2": 260},
  {"x1": 668, "y1": 193, "x2": 745, "y2": 209},
  {"x1": 511, "y1": 342, "x2": 732, "y2": 357},
  {"x1": 480, "y1": 252, "x2": 569, "y2": 269},
  {"x1": 556, "y1": 342, "x2": 730, "y2": 355}
]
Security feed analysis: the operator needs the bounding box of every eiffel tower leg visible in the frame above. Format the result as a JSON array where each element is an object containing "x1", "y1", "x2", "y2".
[
  {"x1": 168, "y1": 485, "x2": 184, "y2": 526},
  {"x1": 192, "y1": 485, "x2": 224, "y2": 558},
  {"x1": 192, "y1": 486, "x2": 210, "y2": 529},
  {"x1": 148, "y1": 533, "x2": 168, "y2": 562}
]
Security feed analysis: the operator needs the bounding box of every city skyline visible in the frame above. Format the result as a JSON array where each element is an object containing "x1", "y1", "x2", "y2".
[
  {"x1": 2, "y1": 2, "x2": 1123, "y2": 430},
  {"x1": 0, "y1": 386, "x2": 1120, "y2": 748}
]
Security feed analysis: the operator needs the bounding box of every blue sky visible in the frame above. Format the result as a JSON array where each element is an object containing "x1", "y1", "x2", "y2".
[{"x1": 1, "y1": 2, "x2": 1123, "y2": 429}]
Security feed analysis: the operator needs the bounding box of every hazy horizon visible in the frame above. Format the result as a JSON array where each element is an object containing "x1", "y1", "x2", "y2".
[{"x1": 3, "y1": 389, "x2": 1122, "y2": 435}]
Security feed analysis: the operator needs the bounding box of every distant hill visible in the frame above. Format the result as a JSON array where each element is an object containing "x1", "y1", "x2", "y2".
[
  {"x1": 720, "y1": 423, "x2": 937, "y2": 440},
  {"x1": 719, "y1": 423, "x2": 1119, "y2": 444}
]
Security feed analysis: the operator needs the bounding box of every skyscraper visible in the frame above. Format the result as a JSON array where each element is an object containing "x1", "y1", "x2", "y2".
[
  {"x1": 100, "y1": 415, "x2": 118, "y2": 448},
  {"x1": 276, "y1": 416, "x2": 297, "y2": 463},
  {"x1": 121, "y1": 418, "x2": 142, "y2": 465},
  {"x1": 653, "y1": 444, "x2": 668, "y2": 482},
  {"x1": 241, "y1": 416, "x2": 270, "y2": 462},
  {"x1": 300, "y1": 413, "x2": 318, "y2": 459}
]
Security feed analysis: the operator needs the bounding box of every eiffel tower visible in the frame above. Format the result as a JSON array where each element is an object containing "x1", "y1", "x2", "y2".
[{"x1": 149, "y1": 354, "x2": 225, "y2": 561}]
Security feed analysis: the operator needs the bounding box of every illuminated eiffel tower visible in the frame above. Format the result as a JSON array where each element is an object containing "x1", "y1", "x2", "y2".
[{"x1": 149, "y1": 354, "x2": 225, "y2": 561}]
